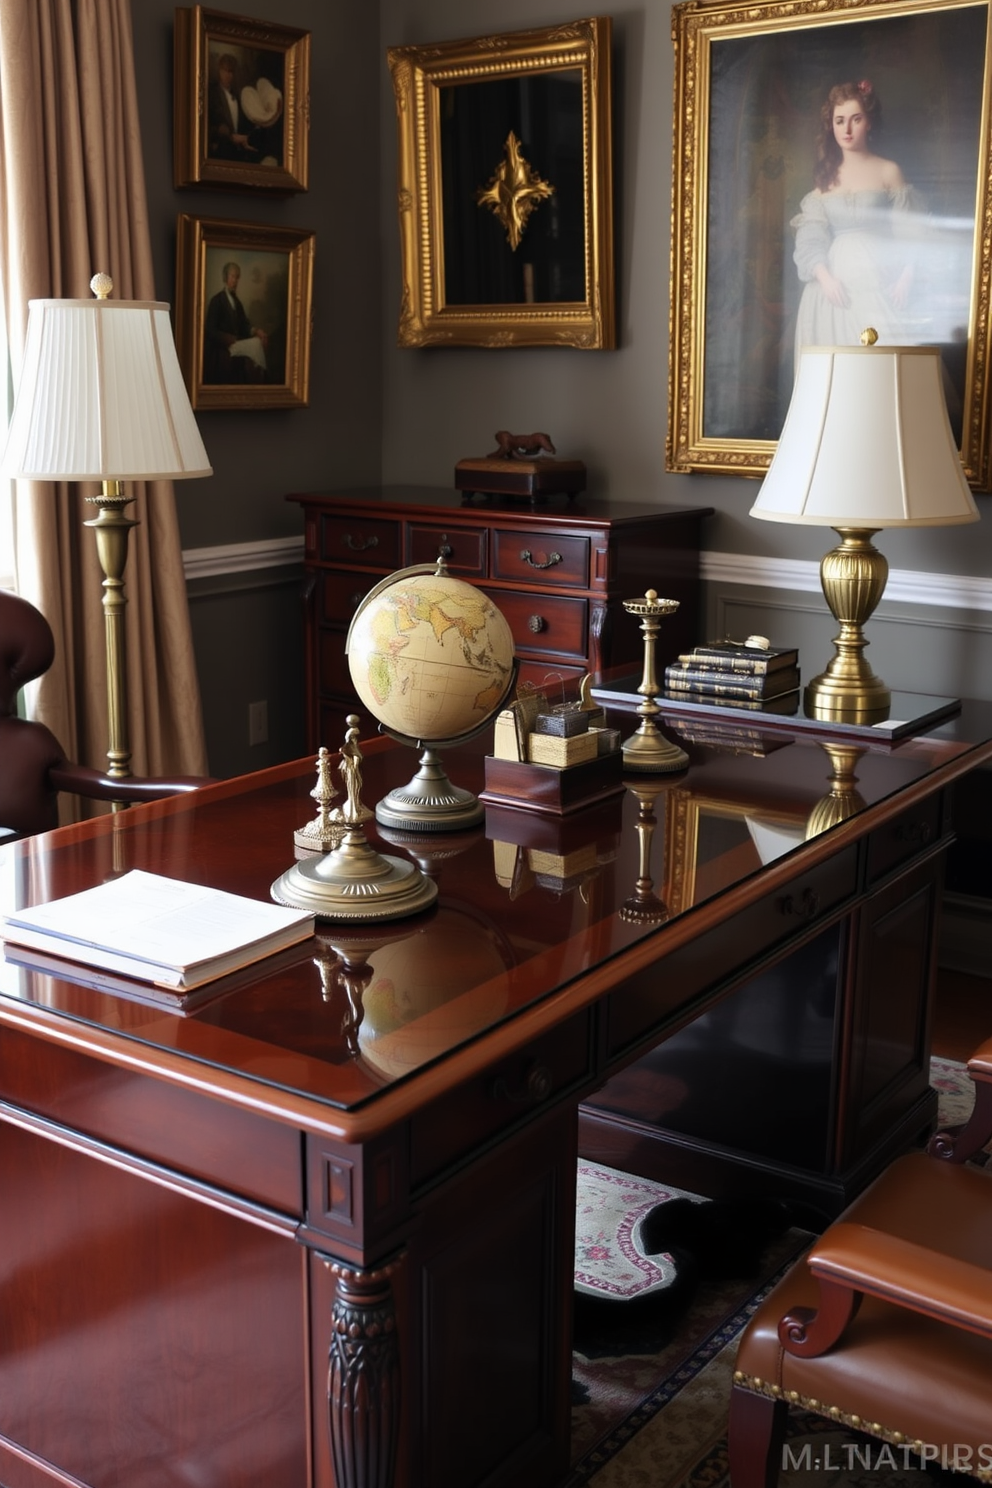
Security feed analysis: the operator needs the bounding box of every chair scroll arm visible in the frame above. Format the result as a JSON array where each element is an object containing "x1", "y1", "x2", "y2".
[
  {"x1": 777, "y1": 1278, "x2": 861, "y2": 1358},
  {"x1": 929, "y1": 1077, "x2": 992, "y2": 1162},
  {"x1": 49, "y1": 762, "x2": 211, "y2": 805},
  {"x1": 803, "y1": 1221, "x2": 992, "y2": 1342}
]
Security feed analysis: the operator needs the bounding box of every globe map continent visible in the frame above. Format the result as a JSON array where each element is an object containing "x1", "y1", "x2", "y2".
[{"x1": 347, "y1": 572, "x2": 515, "y2": 742}]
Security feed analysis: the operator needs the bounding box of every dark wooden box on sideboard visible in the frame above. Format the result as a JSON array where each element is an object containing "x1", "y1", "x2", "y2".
[{"x1": 287, "y1": 486, "x2": 713, "y2": 751}]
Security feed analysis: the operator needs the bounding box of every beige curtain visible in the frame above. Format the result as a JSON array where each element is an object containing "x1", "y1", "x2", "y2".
[{"x1": 0, "y1": 0, "x2": 208, "y2": 782}]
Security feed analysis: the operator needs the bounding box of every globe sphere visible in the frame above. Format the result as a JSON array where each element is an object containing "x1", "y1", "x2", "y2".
[{"x1": 347, "y1": 567, "x2": 515, "y2": 743}]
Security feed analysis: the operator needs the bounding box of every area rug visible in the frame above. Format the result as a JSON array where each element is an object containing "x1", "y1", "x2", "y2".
[{"x1": 571, "y1": 1058, "x2": 975, "y2": 1487}]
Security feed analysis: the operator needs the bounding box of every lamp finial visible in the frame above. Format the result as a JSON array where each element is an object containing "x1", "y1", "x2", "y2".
[
  {"x1": 860, "y1": 326, "x2": 878, "y2": 346},
  {"x1": 90, "y1": 272, "x2": 113, "y2": 299}
]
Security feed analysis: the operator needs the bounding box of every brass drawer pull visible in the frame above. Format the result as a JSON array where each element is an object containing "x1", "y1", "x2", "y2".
[
  {"x1": 492, "y1": 1063, "x2": 553, "y2": 1105},
  {"x1": 780, "y1": 888, "x2": 820, "y2": 920},
  {"x1": 528, "y1": 614, "x2": 546, "y2": 634},
  {"x1": 520, "y1": 548, "x2": 562, "y2": 570},
  {"x1": 344, "y1": 533, "x2": 379, "y2": 553},
  {"x1": 350, "y1": 591, "x2": 364, "y2": 609},
  {"x1": 438, "y1": 542, "x2": 453, "y2": 559},
  {"x1": 896, "y1": 820, "x2": 933, "y2": 845}
]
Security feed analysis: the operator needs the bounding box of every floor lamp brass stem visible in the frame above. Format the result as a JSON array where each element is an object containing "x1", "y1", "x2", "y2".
[{"x1": 83, "y1": 479, "x2": 138, "y2": 782}]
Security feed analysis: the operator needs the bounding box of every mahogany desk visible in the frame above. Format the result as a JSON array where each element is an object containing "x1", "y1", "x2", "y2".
[{"x1": 1, "y1": 705, "x2": 991, "y2": 1488}]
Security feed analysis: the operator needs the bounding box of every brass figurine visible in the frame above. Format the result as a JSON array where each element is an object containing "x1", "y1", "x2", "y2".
[{"x1": 293, "y1": 747, "x2": 348, "y2": 854}]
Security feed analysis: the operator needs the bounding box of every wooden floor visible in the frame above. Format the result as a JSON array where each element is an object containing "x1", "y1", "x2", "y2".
[{"x1": 932, "y1": 966, "x2": 992, "y2": 1062}]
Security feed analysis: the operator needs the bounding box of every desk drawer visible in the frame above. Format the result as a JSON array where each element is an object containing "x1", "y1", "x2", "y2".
[
  {"x1": 410, "y1": 1012, "x2": 593, "y2": 1186},
  {"x1": 866, "y1": 796, "x2": 944, "y2": 883},
  {"x1": 605, "y1": 846, "x2": 858, "y2": 1058},
  {"x1": 408, "y1": 522, "x2": 487, "y2": 576},
  {"x1": 492, "y1": 529, "x2": 591, "y2": 587},
  {"x1": 484, "y1": 588, "x2": 588, "y2": 660},
  {"x1": 318, "y1": 512, "x2": 401, "y2": 568}
]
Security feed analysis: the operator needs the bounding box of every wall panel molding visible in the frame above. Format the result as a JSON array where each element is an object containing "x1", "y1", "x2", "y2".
[
  {"x1": 702, "y1": 551, "x2": 992, "y2": 613},
  {"x1": 183, "y1": 535, "x2": 304, "y2": 581}
]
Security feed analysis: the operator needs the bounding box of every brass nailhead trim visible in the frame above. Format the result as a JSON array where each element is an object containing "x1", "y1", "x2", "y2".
[{"x1": 731, "y1": 1372, "x2": 992, "y2": 1483}]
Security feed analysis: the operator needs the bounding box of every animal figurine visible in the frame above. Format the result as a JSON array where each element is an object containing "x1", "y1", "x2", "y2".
[{"x1": 488, "y1": 430, "x2": 557, "y2": 460}]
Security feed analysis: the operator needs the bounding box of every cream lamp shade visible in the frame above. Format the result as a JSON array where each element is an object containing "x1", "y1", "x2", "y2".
[
  {"x1": 749, "y1": 340, "x2": 979, "y2": 722},
  {"x1": 1, "y1": 294, "x2": 211, "y2": 481},
  {"x1": 0, "y1": 275, "x2": 211, "y2": 786}
]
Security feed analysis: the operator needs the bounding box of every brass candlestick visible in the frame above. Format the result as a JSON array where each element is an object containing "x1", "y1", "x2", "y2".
[
  {"x1": 621, "y1": 590, "x2": 689, "y2": 774},
  {"x1": 620, "y1": 777, "x2": 670, "y2": 924}
]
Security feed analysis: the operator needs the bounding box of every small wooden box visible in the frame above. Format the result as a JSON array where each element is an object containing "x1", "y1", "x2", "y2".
[{"x1": 480, "y1": 752, "x2": 625, "y2": 815}]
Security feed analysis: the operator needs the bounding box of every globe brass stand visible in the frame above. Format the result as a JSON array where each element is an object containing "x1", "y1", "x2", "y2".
[
  {"x1": 374, "y1": 743, "x2": 485, "y2": 831},
  {"x1": 621, "y1": 590, "x2": 689, "y2": 773},
  {"x1": 272, "y1": 718, "x2": 437, "y2": 921}
]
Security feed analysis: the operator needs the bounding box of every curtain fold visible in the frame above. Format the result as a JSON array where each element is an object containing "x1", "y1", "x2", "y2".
[{"x1": 0, "y1": 0, "x2": 209, "y2": 784}]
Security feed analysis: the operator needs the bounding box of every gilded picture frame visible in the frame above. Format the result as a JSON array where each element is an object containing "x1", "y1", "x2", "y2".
[
  {"x1": 387, "y1": 17, "x2": 615, "y2": 349},
  {"x1": 173, "y1": 6, "x2": 310, "y2": 193},
  {"x1": 175, "y1": 214, "x2": 315, "y2": 410},
  {"x1": 667, "y1": 0, "x2": 992, "y2": 488}
]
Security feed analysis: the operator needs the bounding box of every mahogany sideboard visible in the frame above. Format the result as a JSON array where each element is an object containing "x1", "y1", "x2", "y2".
[
  {"x1": 287, "y1": 486, "x2": 712, "y2": 749},
  {"x1": 1, "y1": 704, "x2": 990, "y2": 1488}
]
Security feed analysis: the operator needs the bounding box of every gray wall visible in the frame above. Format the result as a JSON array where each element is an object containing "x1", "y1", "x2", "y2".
[
  {"x1": 132, "y1": 1, "x2": 992, "y2": 774},
  {"x1": 132, "y1": 0, "x2": 383, "y2": 772}
]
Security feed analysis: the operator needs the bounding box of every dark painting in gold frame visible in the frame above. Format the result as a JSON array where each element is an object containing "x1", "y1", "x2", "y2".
[
  {"x1": 175, "y1": 214, "x2": 315, "y2": 410},
  {"x1": 668, "y1": 0, "x2": 992, "y2": 489},
  {"x1": 174, "y1": 5, "x2": 310, "y2": 193},
  {"x1": 387, "y1": 18, "x2": 615, "y2": 348}
]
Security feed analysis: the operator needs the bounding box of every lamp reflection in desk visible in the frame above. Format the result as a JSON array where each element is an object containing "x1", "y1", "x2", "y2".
[
  {"x1": 750, "y1": 337, "x2": 978, "y2": 723},
  {"x1": 1, "y1": 274, "x2": 212, "y2": 781}
]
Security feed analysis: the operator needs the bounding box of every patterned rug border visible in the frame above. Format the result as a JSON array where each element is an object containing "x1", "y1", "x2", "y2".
[{"x1": 566, "y1": 1239, "x2": 810, "y2": 1485}]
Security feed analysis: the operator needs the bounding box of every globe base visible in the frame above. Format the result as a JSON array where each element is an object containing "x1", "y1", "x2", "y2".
[{"x1": 374, "y1": 746, "x2": 484, "y2": 832}]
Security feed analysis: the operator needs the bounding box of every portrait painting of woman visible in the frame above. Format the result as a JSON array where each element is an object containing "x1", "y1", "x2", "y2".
[{"x1": 683, "y1": 0, "x2": 988, "y2": 466}]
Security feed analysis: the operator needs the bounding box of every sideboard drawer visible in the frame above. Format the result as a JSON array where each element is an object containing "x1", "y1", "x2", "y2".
[
  {"x1": 408, "y1": 522, "x2": 487, "y2": 575},
  {"x1": 318, "y1": 513, "x2": 401, "y2": 568},
  {"x1": 485, "y1": 588, "x2": 588, "y2": 659},
  {"x1": 492, "y1": 529, "x2": 591, "y2": 587},
  {"x1": 320, "y1": 571, "x2": 375, "y2": 625},
  {"x1": 866, "y1": 796, "x2": 944, "y2": 883}
]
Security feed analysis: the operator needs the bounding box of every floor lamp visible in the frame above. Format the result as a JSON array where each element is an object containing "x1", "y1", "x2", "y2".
[
  {"x1": 750, "y1": 336, "x2": 979, "y2": 723},
  {"x1": 1, "y1": 273, "x2": 211, "y2": 781}
]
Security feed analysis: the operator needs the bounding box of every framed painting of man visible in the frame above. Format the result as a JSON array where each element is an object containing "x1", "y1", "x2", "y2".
[
  {"x1": 387, "y1": 18, "x2": 614, "y2": 348},
  {"x1": 667, "y1": 0, "x2": 992, "y2": 489},
  {"x1": 175, "y1": 215, "x2": 315, "y2": 410},
  {"x1": 174, "y1": 6, "x2": 310, "y2": 193}
]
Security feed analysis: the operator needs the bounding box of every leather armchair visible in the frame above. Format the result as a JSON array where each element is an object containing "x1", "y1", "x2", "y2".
[
  {"x1": 728, "y1": 1040, "x2": 992, "y2": 1484},
  {"x1": 1, "y1": 589, "x2": 208, "y2": 840}
]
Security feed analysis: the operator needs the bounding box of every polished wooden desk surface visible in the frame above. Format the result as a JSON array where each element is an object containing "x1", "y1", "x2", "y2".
[
  {"x1": 1, "y1": 706, "x2": 990, "y2": 1138},
  {"x1": 2, "y1": 704, "x2": 991, "y2": 1488}
]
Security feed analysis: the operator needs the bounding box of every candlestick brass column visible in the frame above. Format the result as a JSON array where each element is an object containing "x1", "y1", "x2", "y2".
[{"x1": 621, "y1": 590, "x2": 689, "y2": 773}]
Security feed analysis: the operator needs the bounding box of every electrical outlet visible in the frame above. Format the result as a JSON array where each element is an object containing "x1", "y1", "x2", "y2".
[{"x1": 248, "y1": 700, "x2": 268, "y2": 747}]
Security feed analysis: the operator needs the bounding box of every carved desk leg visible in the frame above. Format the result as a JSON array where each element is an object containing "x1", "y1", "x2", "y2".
[{"x1": 327, "y1": 1262, "x2": 401, "y2": 1488}]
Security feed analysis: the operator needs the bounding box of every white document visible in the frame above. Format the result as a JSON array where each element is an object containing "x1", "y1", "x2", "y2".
[{"x1": 1, "y1": 869, "x2": 313, "y2": 988}]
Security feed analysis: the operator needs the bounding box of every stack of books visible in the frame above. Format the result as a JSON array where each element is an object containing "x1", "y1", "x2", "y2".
[{"x1": 663, "y1": 641, "x2": 800, "y2": 713}]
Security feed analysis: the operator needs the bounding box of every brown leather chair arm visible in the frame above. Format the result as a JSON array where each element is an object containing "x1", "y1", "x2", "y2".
[
  {"x1": 49, "y1": 763, "x2": 211, "y2": 803},
  {"x1": 807, "y1": 1221, "x2": 992, "y2": 1339},
  {"x1": 967, "y1": 1039, "x2": 992, "y2": 1080}
]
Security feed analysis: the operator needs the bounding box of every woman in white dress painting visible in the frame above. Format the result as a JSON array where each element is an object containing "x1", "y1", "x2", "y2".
[{"x1": 792, "y1": 79, "x2": 925, "y2": 363}]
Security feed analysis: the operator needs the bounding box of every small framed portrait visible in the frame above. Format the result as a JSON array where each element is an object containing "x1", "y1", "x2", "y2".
[
  {"x1": 387, "y1": 18, "x2": 615, "y2": 349},
  {"x1": 174, "y1": 6, "x2": 310, "y2": 193},
  {"x1": 175, "y1": 214, "x2": 315, "y2": 410},
  {"x1": 667, "y1": 0, "x2": 992, "y2": 489}
]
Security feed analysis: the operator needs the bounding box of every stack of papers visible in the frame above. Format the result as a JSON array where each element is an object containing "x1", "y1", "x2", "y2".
[{"x1": 1, "y1": 870, "x2": 314, "y2": 991}]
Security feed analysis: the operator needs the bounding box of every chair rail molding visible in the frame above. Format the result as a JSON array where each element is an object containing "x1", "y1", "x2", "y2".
[
  {"x1": 702, "y1": 550, "x2": 992, "y2": 612},
  {"x1": 183, "y1": 535, "x2": 304, "y2": 581}
]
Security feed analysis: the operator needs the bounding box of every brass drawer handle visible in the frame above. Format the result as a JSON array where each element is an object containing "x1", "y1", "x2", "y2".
[
  {"x1": 896, "y1": 820, "x2": 933, "y2": 845},
  {"x1": 780, "y1": 888, "x2": 820, "y2": 920},
  {"x1": 492, "y1": 1063, "x2": 553, "y2": 1105},
  {"x1": 344, "y1": 533, "x2": 379, "y2": 553},
  {"x1": 350, "y1": 591, "x2": 364, "y2": 609},
  {"x1": 438, "y1": 542, "x2": 453, "y2": 559},
  {"x1": 528, "y1": 614, "x2": 546, "y2": 634},
  {"x1": 520, "y1": 548, "x2": 562, "y2": 570}
]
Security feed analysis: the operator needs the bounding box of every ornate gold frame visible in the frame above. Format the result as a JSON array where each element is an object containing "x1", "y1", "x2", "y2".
[
  {"x1": 668, "y1": 0, "x2": 992, "y2": 488},
  {"x1": 173, "y1": 6, "x2": 310, "y2": 193},
  {"x1": 387, "y1": 18, "x2": 615, "y2": 348},
  {"x1": 175, "y1": 214, "x2": 315, "y2": 410}
]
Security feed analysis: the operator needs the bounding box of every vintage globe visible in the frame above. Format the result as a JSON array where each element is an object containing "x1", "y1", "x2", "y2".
[{"x1": 346, "y1": 565, "x2": 515, "y2": 744}]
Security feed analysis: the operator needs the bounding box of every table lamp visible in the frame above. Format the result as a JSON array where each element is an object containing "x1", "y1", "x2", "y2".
[
  {"x1": 749, "y1": 336, "x2": 979, "y2": 722},
  {"x1": 1, "y1": 273, "x2": 212, "y2": 780}
]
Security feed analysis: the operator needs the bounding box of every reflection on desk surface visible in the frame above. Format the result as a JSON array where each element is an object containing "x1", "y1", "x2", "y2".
[{"x1": 0, "y1": 704, "x2": 988, "y2": 1111}]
